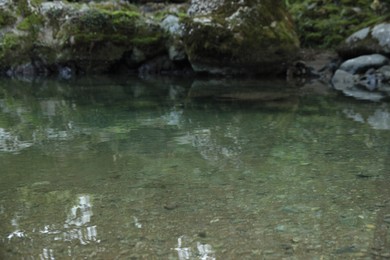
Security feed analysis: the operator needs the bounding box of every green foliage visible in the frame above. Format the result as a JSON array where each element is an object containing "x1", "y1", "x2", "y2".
[{"x1": 288, "y1": 0, "x2": 390, "y2": 48}]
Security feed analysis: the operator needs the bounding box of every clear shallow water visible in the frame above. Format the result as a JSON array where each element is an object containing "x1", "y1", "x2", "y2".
[{"x1": 0, "y1": 77, "x2": 390, "y2": 259}]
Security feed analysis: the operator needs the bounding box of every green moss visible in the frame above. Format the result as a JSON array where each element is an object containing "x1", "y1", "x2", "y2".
[
  {"x1": 131, "y1": 35, "x2": 163, "y2": 46},
  {"x1": 1, "y1": 33, "x2": 19, "y2": 51},
  {"x1": 0, "y1": 10, "x2": 17, "y2": 27},
  {"x1": 61, "y1": 8, "x2": 143, "y2": 45},
  {"x1": 14, "y1": 0, "x2": 43, "y2": 17},
  {"x1": 90, "y1": 1, "x2": 139, "y2": 12},
  {"x1": 183, "y1": 1, "x2": 300, "y2": 75},
  {"x1": 17, "y1": 13, "x2": 44, "y2": 32},
  {"x1": 0, "y1": 33, "x2": 30, "y2": 66}
]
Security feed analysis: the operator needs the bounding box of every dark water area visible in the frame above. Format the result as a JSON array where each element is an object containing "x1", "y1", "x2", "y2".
[{"x1": 0, "y1": 76, "x2": 390, "y2": 259}]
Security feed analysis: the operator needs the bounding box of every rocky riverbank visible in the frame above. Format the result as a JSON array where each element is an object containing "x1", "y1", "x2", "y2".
[
  {"x1": 1, "y1": 0, "x2": 390, "y2": 102},
  {"x1": 0, "y1": 0, "x2": 299, "y2": 79}
]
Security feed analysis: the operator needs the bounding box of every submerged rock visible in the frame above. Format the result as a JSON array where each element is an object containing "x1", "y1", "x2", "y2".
[{"x1": 182, "y1": 0, "x2": 300, "y2": 76}]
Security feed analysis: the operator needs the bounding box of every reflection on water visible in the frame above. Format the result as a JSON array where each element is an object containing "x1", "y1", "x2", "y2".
[
  {"x1": 175, "y1": 236, "x2": 216, "y2": 260},
  {"x1": 0, "y1": 77, "x2": 390, "y2": 259}
]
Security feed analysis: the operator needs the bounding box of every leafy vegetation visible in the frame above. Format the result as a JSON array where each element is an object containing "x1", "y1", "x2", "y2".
[{"x1": 288, "y1": 0, "x2": 390, "y2": 48}]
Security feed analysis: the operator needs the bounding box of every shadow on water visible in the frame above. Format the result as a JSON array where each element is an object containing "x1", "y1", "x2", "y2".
[{"x1": 0, "y1": 76, "x2": 390, "y2": 259}]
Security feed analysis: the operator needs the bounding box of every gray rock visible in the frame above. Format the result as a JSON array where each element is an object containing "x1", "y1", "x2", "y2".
[
  {"x1": 0, "y1": 0, "x2": 11, "y2": 7},
  {"x1": 338, "y1": 23, "x2": 390, "y2": 58},
  {"x1": 160, "y1": 15, "x2": 183, "y2": 36},
  {"x1": 371, "y1": 23, "x2": 390, "y2": 53},
  {"x1": 346, "y1": 27, "x2": 370, "y2": 44},
  {"x1": 356, "y1": 68, "x2": 385, "y2": 91},
  {"x1": 339, "y1": 54, "x2": 389, "y2": 74},
  {"x1": 161, "y1": 15, "x2": 187, "y2": 61},
  {"x1": 332, "y1": 69, "x2": 385, "y2": 101},
  {"x1": 168, "y1": 44, "x2": 186, "y2": 61},
  {"x1": 377, "y1": 65, "x2": 390, "y2": 81},
  {"x1": 131, "y1": 48, "x2": 146, "y2": 64},
  {"x1": 332, "y1": 69, "x2": 357, "y2": 91},
  {"x1": 58, "y1": 66, "x2": 73, "y2": 80},
  {"x1": 187, "y1": 0, "x2": 225, "y2": 15},
  {"x1": 40, "y1": 1, "x2": 69, "y2": 15}
]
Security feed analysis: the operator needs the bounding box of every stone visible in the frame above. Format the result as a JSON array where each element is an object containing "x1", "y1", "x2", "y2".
[
  {"x1": 332, "y1": 69, "x2": 357, "y2": 91},
  {"x1": 338, "y1": 23, "x2": 390, "y2": 59},
  {"x1": 160, "y1": 15, "x2": 183, "y2": 36},
  {"x1": 339, "y1": 54, "x2": 389, "y2": 74},
  {"x1": 182, "y1": 0, "x2": 300, "y2": 76},
  {"x1": 187, "y1": 0, "x2": 224, "y2": 16},
  {"x1": 331, "y1": 69, "x2": 386, "y2": 102},
  {"x1": 0, "y1": 0, "x2": 166, "y2": 76},
  {"x1": 377, "y1": 65, "x2": 390, "y2": 81},
  {"x1": 58, "y1": 66, "x2": 74, "y2": 80}
]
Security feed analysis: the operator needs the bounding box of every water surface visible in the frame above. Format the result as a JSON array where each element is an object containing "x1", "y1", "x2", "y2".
[{"x1": 1, "y1": 77, "x2": 390, "y2": 259}]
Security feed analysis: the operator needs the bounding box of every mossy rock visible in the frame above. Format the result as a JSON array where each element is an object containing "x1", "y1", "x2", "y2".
[
  {"x1": 337, "y1": 23, "x2": 390, "y2": 59},
  {"x1": 0, "y1": 33, "x2": 32, "y2": 68},
  {"x1": 49, "y1": 3, "x2": 166, "y2": 73},
  {"x1": 0, "y1": 9, "x2": 17, "y2": 27},
  {"x1": 183, "y1": 0, "x2": 300, "y2": 76}
]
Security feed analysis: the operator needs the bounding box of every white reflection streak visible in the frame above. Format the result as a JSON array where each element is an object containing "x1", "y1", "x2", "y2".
[
  {"x1": 175, "y1": 236, "x2": 192, "y2": 260},
  {"x1": 368, "y1": 108, "x2": 390, "y2": 130},
  {"x1": 174, "y1": 236, "x2": 216, "y2": 260},
  {"x1": 197, "y1": 242, "x2": 216, "y2": 260},
  {"x1": 65, "y1": 195, "x2": 92, "y2": 227},
  {"x1": 7, "y1": 215, "x2": 26, "y2": 240},
  {"x1": 40, "y1": 248, "x2": 55, "y2": 260},
  {"x1": 0, "y1": 128, "x2": 33, "y2": 153},
  {"x1": 63, "y1": 195, "x2": 99, "y2": 244},
  {"x1": 7, "y1": 230, "x2": 25, "y2": 240},
  {"x1": 133, "y1": 216, "x2": 142, "y2": 228},
  {"x1": 163, "y1": 108, "x2": 183, "y2": 126},
  {"x1": 40, "y1": 225, "x2": 61, "y2": 235}
]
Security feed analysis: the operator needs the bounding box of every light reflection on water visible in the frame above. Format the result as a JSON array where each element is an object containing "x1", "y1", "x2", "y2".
[{"x1": 0, "y1": 77, "x2": 390, "y2": 259}]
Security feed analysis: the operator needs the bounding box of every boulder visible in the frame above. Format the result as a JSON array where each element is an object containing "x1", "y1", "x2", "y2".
[
  {"x1": 337, "y1": 23, "x2": 390, "y2": 59},
  {"x1": 0, "y1": 0, "x2": 166, "y2": 76},
  {"x1": 338, "y1": 54, "x2": 389, "y2": 74},
  {"x1": 182, "y1": 0, "x2": 300, "y2": 76}
]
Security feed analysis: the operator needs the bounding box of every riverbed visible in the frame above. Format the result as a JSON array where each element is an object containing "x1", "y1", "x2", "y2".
[{"x1": 0, "y1": 76, "x2": 389, "y2": 259}]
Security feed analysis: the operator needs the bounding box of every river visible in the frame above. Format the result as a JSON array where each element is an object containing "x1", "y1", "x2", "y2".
[{"x1": 0, "y1": 76, "x2": 389, "y2": 259}]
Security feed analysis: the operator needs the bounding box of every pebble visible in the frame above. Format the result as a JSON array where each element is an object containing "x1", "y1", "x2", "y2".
[
  {"x1": 365, "y1": 224, "x2": 375, "y2": 229},
  {"x1": 164, "y1": 202, "x2": 178, "y2": 210},
  {"x1": 291, "y1": 237, "x2": 301, "y2": 243},
  {"x1": 275, "y1": 225, "x2": 286, "y2": 232},
  {"x1": 198, "y1": 231, "x2": 207, "y2": 238}
]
